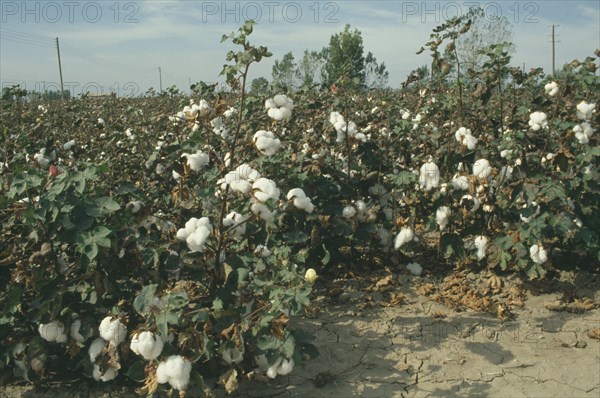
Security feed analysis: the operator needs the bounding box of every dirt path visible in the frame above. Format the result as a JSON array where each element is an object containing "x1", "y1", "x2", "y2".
[{"x1": 2, "y1": 271, "x2": 599, "y2": 398}]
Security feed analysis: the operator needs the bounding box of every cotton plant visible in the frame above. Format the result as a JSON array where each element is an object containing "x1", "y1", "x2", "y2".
[
  {"x1": 286, "y1": 188, "x2": 315, "y2": 213},
  {"x1": 218, "y1": 164, "x2": 261, "y2": 195},
  {"x1": 32, "y1": 148, "x2": 56, "y2": 169},
  {"x1": 419, "y1": 158, "x2": 440, "y2": 191},
  {"x1": 544, "y1": 81, "x2": 559, "y2": 97},
  {"x1": 182, "y1": 150, "x2": 210, "y2": 171},
  {"x1": 394, "y1": 226, "x2": 414, "y2": 250},
  {"x1": 329, "y1": 111, "x2": 366, "y2": 143},
  {"x1": 576, "y1": 101, "x2": 595, "y2": 121},
  {"x1": 156, "y1": 355, "x2": 192, "y2": 392},
  {"x1": 38, "y1": 320, "x2": 68, "y2": 343},
  {"x1": 473, "y1": 159, "x2": 493, "y2": 179},
  {"x1": 265, "y1": 94, "x2": 294, "y2": 121},
  {"x1": 460, "y1": 194, "x2": 480, "y2": 213},
  {"x1": 451, "y1": 174, "x2": 470, "y2": 191},
  {"x1": 473, "y1": 236, "x2": 488, "y2": 260},
  {"x1": 519, "y1": 202, "x2": 540, "y2": 223},
  {"x1": 455, "y1": 127, "x2": 478, "y2": 150},
  {"x1": 89, "y1": 338, "x2": 119, "y2": 382},
  {"x1": 211, "y1": 116, "x2": 232, "y2": 140},
  {"x1": 99, "y1": 316, "x2": 127, "y2": 347},
  {"x1": 223, "y1": 211, "x2": 249, "y2": 241},
  {"x1": 130, "y1": 331, "x2": 164, "y2": 361},
  {"x1": 176, "y1": 217, "x2": 213, "y2": 252},
  {"x1": 253, "y1": 130, "x2": 282, "y2": 156},
  {"x1": 573, "y1": 122, "x2": 595, "y2": 144},
  {"x1": 221, "y1": 335, "x2": 245, "y2": 365},
  {"x1": 436, "y1": 206, "x2": 451, "y2": 230},
  {"x1": 252, "y1": 178, "x2": 280, "y2": 202},
  {"x1": 528, "y1": 111, "x2": 548, "y2": 131},
  {"x1": 530, "y1": 244, "x2": 548, "y2": 264}
]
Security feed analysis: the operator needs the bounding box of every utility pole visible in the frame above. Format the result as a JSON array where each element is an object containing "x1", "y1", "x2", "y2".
[
  {"x1": 55, "y1": 37, "x2": 65, "y2": 101},
  {"x1": 159, "y1": 67, "x2": 163, "y2": 93},
  {"x1": 548, "y1": 25, "x2": 560, "y2": 77}
]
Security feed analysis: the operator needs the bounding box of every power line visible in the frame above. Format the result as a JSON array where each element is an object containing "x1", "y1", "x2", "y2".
[
  {"x1": 1, "y1": 27, "x2": 54, "y2": 42},
  {"x1": 1, "y1": 34, "x2": 55, "y2": 48}
]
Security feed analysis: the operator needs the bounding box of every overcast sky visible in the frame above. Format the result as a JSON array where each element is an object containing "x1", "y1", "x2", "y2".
[{"x1": 1, "y1": 0, "x2": 599, "y2": 96}]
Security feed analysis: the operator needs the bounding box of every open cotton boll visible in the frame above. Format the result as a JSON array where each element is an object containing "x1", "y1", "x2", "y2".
[
  {"x1": 93, "y1": 364, "x2": 118, "y2": 382},
  {"x1": 436, "y1": 206, "x2": 451, "y2": 230},
  {"x1": 253, "y1": 130, "x2": 282, "y2": 156},
  {"x1": 544, "y1": 81, "x2": 559, "y2": 96},
  {"x1": 419, "y1": 160, "x2": 440, "y2": 191},
  {"x1": 156, "y1": 355, "x2": 192, "y2": 391},
  {"x1": 89, "y1": 338, "x2": 107, "y2": 362},
  {"x1": 530, "y1": 244, "x2": 548, "y2": 264},
  {"x1": 223, "y1": 211, "x2": 249, "y2": 241},
  {"x1": 221, "y1": 336, "x2": 245, "y2": 365},
  {"x1": 394, "y1": 227, "x2": 414, "y2": 250},
  {"x1": 576, "y1": 101, "x2": 595, "y2": 121},
  {"x1": 38, "y1": 320, "x2": 68, "y2": 343},
  {"x1": 277, "y1": 358, "x2": 295, "y2": 375},
  {"x1": 520, "y1": 202, "x2": 540, "y2": 223},
  {"x1": 126, "y1": 200, "x2": 144, "y2": 214},
  {"x1": 460, "y1": 195, "x2": 480, "y2": 212},
  {"x1": 287, "y1": 188, "x2": 315, "y2": 212},
  {"x1": 343, "y1": 205, "x2": 357, "y2": 219},
  {"x1": 70, "y1": 319, "x2": 87, "y2": 344},
  {"x1": 99, "y1": 316, "x2": 127, "y2": 346},
  {"x1": 130, "y1": 331, "x2": 163, "y2": 361},
  {"x1": 251, "y1": 202, "x2": 276, "y2": 222},
  {"x1": 573, "y1": 122, "x2": 595, "y2": 144},
  {"x1": 182, "y1": 150, "x2": 210, "y2": 171},
  {"x1": 407, "y1": 262, "x2": 423, "y2": 276},
  {"x1": 252, "y1": 178, "x2": 280, "y2": 202},
  {"x1": 473, "y1": 159, "x2": 492, "y2": 179},
  {"x1": 265, "y1": 94, "x2": 294, "y2": 121},
  {"x1": 266, "y1": 357, "x2": 282, "y2": 379},
  {"x1": 474, "y1": 236, "x2": 488, "y2": 260},
  {"x1": 451, "y1": 175, "x2": 470, "y2": 191},
  {"x1": 528, "y1": 111, "x2": 548, "y2": 131}
]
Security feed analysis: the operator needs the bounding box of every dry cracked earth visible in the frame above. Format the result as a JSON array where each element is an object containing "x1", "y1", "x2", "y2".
[{"x1": 2, "y1": 269, "x2": 599, "y2": 398}]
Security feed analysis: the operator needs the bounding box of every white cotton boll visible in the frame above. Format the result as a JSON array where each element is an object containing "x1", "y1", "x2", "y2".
[
  {"x1": 287, "y1": 188, "x2": 306, "y2": 200},
  {"x1": 183, "y1": 150, "x2": 210, "y2": 171},
  {"x1": 573, "y1": 122, "x2": 595, "y2": 144},
  {"x1": 63, "y1": 140, "x2": 76, "y2": 150},
  {"x1": 419, "y1": 160, "x2": 440, "y2": 191},
  {"x1": 436, "y1": 206, "x2": 451, "y2": 230},
  {"x1": 544, "y1": 81, "x2": 559, "y2": 97},
  {"x1": 126, "y1": 200, "x2": 143, "y2": 214},
  {"x1": 255, "y1": 244, "x2": 271, "y2": 258},
  {"x1": 454, "y1": 127, "x2": 470, "y2": 143},
  {"x1": 474, "y1": 236, "x2": 488, "y2": 260},
  {"x1": 500, "y1": 149, "x2": 513, "y2": 159},
  {"x1": 89, "y1": 338, "x2": 107, "y2": 362},
  {"x1": 155, "y1": 163, "x2": 165, "y2": 175},
  {"x1": 528, "y1": 111, "x2": 548, "y2": 131},
  {"x1": 38, "y1": 320, "x2": 68, "y2": 343},
  {"x1": 463, "y1": 134, "x2": 478, "y2": 150},
  {"x1": 252, "y1": 178, "x2": 280, "y2": 202},
  {"x1": 254, "y1": 354, "x2": 269, "y2": 372},
  {"x1": 253, "y1": 130, "x2": 282, "y2": 156},
  {"x1": 394, "y1": 227, "x2": 414, "y2": 250},
  {"x1": 273, "y1": 94, "x2": 294, "y2": 109},
  {"x1": 223, "y1": 211, "x2": 248, "y2": 241},
  {"x1": 473, "y1": 159, "x2": 492, "y2": 179},
  {"x1": 172, "y1": 170, "x2": 181, "y2": 180},
  {"x1": 70, "y1": 319, "x2": 86, "y2": 344},
  {"x1": 401, "y1": 109, "x2": 411, "y2": 120},
  {"x1": 267, "y1": 108, "x2": 284, "y2": 121},
  {"x1": 251, "y1": 203, "x2": 276, "y2": 222},
  {"x1": 97, "y1": 118, "x2": 105, "y2": 125},
  {"x1": 235, "y1": 164, "x2": 260, "y2": 182},
  {"x1": 460, "y1": 195, "x2": 480, "y2": 212},
  {"x1": 33, "y1": 152, "x2": 50, "y2": 168},
  {"x1": 156, "y1": 355, "x2": 192, "y2": 391},
  {"x1": 343, "y1": 205, "x2": 357, "y2": 219},
  {"x1": 230, "y1": 179, "x2": 253, "y2": 195},
  {"x1": 266, "y1": 357, "x2": 283, "y2": 379},
  {"x1": 451, "y1": 175, "x2": 470, "y2": 191},
  {"x1": 186, "y1": 226, "x2": 211, "y2": 252},
  {"x1": 293, "y1": 196, "x2": 315, "y2": 213},
  {"x1": 530, "y1": 244, "x2": 548, "y2": 264},
  {"x1": 576, "y1": 101, "x2": 595, "y2": 121},
  {"x1": 93, "y1": 364, "x2": 118, "y2": 382},
  {"x1": 407, "y1": 262, "x2": 422, "y2": 276},
  {"x1": 277, "y1": 358, "x2": 295, "y2": 375},
  {"x1": 99, "y1": 316, "x2": 127, "y2": 346},
  {"x1": 130, "y1": 331, "x2": 164, "y2": 361},
  {"x1": 224, "y1": 107, "x2": 236, "y2": 118}
]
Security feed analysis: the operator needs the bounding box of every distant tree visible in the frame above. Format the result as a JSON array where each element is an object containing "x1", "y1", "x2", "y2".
[
  {"x1": 250, "y1": 77, "x2": 270, "y2": 95},
  {"x1": 295, "y1": 50, "x2": 325, "y2": 90},
  {"x1": 1, "y1": 85, "x2": 27, "y2": 102},
  {"x1": 271, "y1": 52, "x2": 297, "y2": 92},
  {"x1": 40, "y1": 89, "x2": 70, "y2": 101},
  {"x1": 456, "y1": 6, "x2": 514, "y2": 72},
  {"x1": 321, "y1": 25, "x2": 388, "y2": 89}
]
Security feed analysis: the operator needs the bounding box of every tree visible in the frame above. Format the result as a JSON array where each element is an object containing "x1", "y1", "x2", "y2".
[
  {"x1": 250, "y1": 77, "x2": 270, "y2": 95},
  {"x1": 295, "y1": 50, "x2": 325, "y2": 90},
  {"x1": 321, "y1": 25, "x2": 388, "y2": 89},
  {"x1": 271, "y1": 52, "x2": 297, "y2": 92},
  {"x1": 456, "y1": 6, "x2": 514, "y2": 72}
]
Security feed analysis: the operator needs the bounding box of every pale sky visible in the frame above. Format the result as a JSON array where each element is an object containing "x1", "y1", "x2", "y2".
[{"x1": 1, "y1": 0, "x2": 599, "y2": 96}]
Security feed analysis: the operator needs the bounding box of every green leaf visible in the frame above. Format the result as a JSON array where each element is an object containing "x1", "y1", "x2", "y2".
[
  {"x1": 439, "y1": 233, "x2": 465, "y2": 259},
  {"x1": 133, "y1": 284, "x2": 158, "y2": 315}
]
